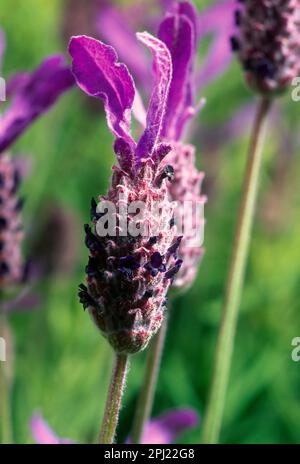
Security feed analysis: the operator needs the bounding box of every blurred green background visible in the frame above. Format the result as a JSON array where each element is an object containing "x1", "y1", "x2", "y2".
[{"x1": 1, "y1": 0, "x2": 300, "y2": 444}]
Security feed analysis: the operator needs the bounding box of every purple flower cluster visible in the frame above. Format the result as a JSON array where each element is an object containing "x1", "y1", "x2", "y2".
[
  {"x1": 71, "y1": 0, "x2": 239, "y2": 352},
  {"x1": 70, "y1": 34, "x2": 183, "y2": 353},
  {"x1": 231, "y1": 0, "x2": 300, "y2": 94}
]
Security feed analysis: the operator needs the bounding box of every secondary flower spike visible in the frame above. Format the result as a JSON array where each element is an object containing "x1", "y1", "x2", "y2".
[
  {"x1": 70, "y1": 34, "x2": 183, "y2": 354},
  {"x1": 0, "y1": 28, "x2": 74, "y2": 296},
  {"x1": 157, "y1": 1, "x2": 206, "y2": 289},
  {"x1": 0, "y1": 154, "x2": 24, "y2": 288},
  {"x1": 231, "y1": 0, "x2": 300, "y2": 95}
]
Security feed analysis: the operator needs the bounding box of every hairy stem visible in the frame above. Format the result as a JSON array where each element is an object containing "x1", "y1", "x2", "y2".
[
  {"x1": 131, "y1": 318, "x2": 168, "y2": 444},
  {"x1": 99, "y1": 353, "x2": 129, "y2": 444},
  {"x1": 201, "y1": 97, "x2": 272, "y2": 444}
]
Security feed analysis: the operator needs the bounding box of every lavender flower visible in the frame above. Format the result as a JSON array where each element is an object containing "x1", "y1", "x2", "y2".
[
  {"x1": 0, "y1": 154, "x2": 23, "y2": 288},
  {"x1": 97, "y1": 0, "x2": 236, "y2": 94},
  {"x1": 163, "y1": 144, "x2": 206, "y2": 289},
  {"x1": 93, "y1": 0, "x2": 237, "y2": 290},
  {"x1": 31, "y1": 408, "x2": 198, "y2": 444},
  {"x1": 0, "y1": 29, "x2": 74, "y2": 293},
  {"x1": 197, "y1": 0, "x2": 236, "y2": 88},
  {"x1": 231, "y1": 0, "x2": 300, "y2": 95},
  {"x1": 31, "y1": 415, "x2": 73, "y2": 445},
  {"x1": 69, "y1": 34, "x2": 183, "y2": 354},
  {"x1": 138, "y1": 408, "x2": 198, "y2": 444},
  {"x1": 0, "y1": 54, "x2": 74, "y2": 152},
  {"x1": 154, "y1": 1, "x2": 206, "y2": 290}
]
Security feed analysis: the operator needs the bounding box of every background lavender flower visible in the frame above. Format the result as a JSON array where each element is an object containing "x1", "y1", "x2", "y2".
[
  {"x1": 96, "y1": 0, "x2": 236, "y2": 97},
  {"x1": 0, "y1": 55, "x2": 74, "y2": 153},
  {"x1": 231, "y1": 0, "x2": 300, "y2": 94},
  {"x1": 197, "y1": 0, "x2": 236, "y2": 88},
  {"x1": 31, "y1": 408, "x2": 198, "y2": 444},
  {"x1": 31, "y1": 415, "x2": 73, "y2": 445},
  {"x1": 0, "y1": 29, "x2": 74, "y2": 301},
  {"x1": 0, "y1": 154, "x2": 24, "y2": 288},
  {"x1": 70, "y1": 34, "x2": 183, "y2": 354},
  {"x1": 139, "y1": 408, "x2": 198, "y2": 444},
  {"x1": 155, "y1": 1, "x2": 206, "y2": 290},
  {"x1": 162, "y1": 144, "x2": 206, "y2": 289}
]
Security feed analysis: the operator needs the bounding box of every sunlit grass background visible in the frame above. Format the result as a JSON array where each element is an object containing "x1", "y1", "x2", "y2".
[{"x1": 1, "y1": 0, "x2": 300, "y2": 444}]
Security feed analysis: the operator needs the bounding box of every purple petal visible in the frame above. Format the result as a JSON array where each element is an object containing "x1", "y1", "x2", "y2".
[
  {"x1": 135, "y1": 32, "x2": 172, "y2": 161},
  {"x1": 31, "y1": 415, "x2": 60, "y2": 444},
  {"x1": 198, "y1": 0, "x2": 236, "y2": 37},
  {"x1": 159, "y1": 12, "x2": 194, "y2": 140},
  {"x1": 198, "y1": 103, "x2": 256, "y2": 152},
  {"x1": 160, "y1": 0, "x2": 175, "y2": 10},
  {"x1": 177, "y1": 1, "x2": 198, "y2": 45},
  {"x1": 31, "y1": 415, "x2": 73, "y2": 445},
  {"x1": 96, "y1": 6, "x2": 149, "y2": 90},
  {"x1": 6, "y1": 72, "x2": 31, "y2": 98},
  {"x1": 196, "y1": 0, "x2": 236, "y2": 89},
  {"x1": 69, "y1": 35, "x2": 136, "y2": 146},
  {"x1": 197, "y1": 32, "x2": 233, "y2": 89},
  {"x1": 141, "y1": 409, "x2": 199, "y2": 444},
  {"x1": 0, "y1": 55, "x2": 74, "y2": 153}
]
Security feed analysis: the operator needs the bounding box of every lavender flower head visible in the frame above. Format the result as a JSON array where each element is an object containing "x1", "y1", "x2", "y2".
[
  {"x1": 231, "y1": 0, "x2": 300, "y2": 95},
  {"x1": 0, "y1": 29, "x2": 74, "y2": 292},
  {"x1": 70, "y1": 34, "x2": 183, "y2": 354}
]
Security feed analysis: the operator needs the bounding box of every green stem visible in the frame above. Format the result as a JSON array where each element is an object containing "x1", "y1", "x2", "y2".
[
  {"x1": 0, "y1": 313, "x2": 13, "y2": 444},
  {"x1": 131, "y1": 318, "x2": 168, "y2": 444},
  {"x1": 201, "y1": 96, "x2": 272, "y2": 444},
  {"x1": 99, "y1": 353, "x2": 129, "y2": 444}
]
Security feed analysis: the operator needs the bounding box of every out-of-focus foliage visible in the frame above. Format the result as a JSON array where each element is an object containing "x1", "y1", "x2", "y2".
[{"x1": 1, "y1": 0, "x2": 300, "y2": 444}]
